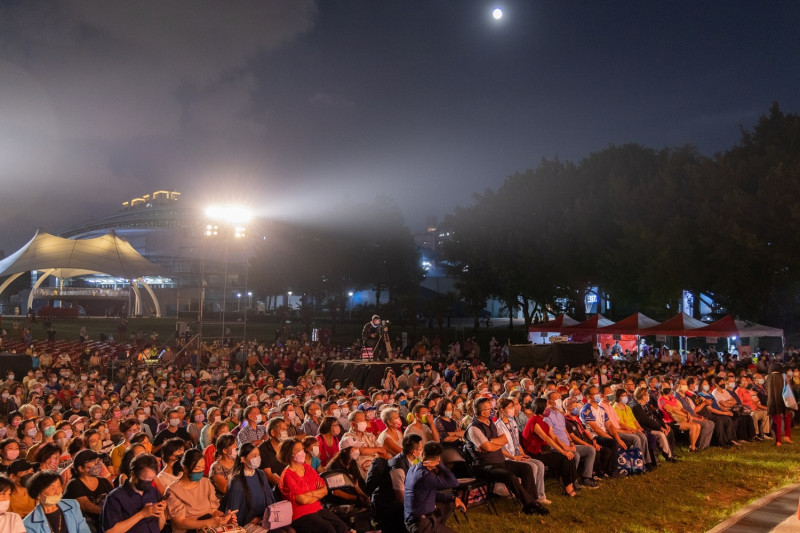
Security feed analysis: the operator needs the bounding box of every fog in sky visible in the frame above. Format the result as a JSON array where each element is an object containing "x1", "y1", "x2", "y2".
[{"x1": 1, "y1": 0, "x2": 798, "y2": 252}]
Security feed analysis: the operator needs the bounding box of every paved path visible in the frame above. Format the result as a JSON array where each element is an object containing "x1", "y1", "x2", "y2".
[{"x1": 707, "y1": 483, "x2": 800, "y2": 533}]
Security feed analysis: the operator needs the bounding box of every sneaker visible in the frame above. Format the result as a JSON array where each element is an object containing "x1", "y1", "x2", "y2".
[
  {"x1": 666, "y1": 457, "x2": 678, "y2": 463},
  {"x1": 581, "y1": 478, "x2": 600, "y2": 489},
  {"x1": 753, "y1": 435, "x2": 764, "y2": 442},
  {"x1": 536, "y1": 498, "x2": 552, "y2": 505},
  {"x1": 524, "y1": 502, "x2": 549, "y2": 515},
  {"x1": 763, "y1": 435, "x2": 774, "y2": 440}
]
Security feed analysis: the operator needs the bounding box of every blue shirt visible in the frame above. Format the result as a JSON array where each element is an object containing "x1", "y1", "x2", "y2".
[
  {"x1": 403, "y1": 463, "x2": 457, "y2": 523},
  {"x1": 224, "y1": 470, "x2": 276, "y2": 526},
  {"x1": 101, "y1": 481, "x2": 162, "y2": 533},
  {"x1": 544, "y1": 409, "x2": 570, "y2": 447}
]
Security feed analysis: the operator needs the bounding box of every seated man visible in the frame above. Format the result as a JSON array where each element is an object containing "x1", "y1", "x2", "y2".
[
  {"x1": 101, "y1": 453, "x2": 166, "y2": 533},
  {"x1": 564, "y1": 397, "x2": 615, "y2": 477},
  {"x1": 404, "y1": 441, "x2": 465, "y2": 533},
  {"x1": 580, "y1": 386, "x2": 625, "y2": 466},
  {"x1": 465, "y1": 398, "x2": 548, "y2": 516},
  {"x1": 599, "y1": 385, "x2": 650, "y2": 466}
]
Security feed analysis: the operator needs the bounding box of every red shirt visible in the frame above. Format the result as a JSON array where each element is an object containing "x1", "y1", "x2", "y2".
[
  {"x1": 279, "y1": 463, "x2": 324, "y2": 521},
  {"x1": 316, "y1": 434, "x2": 339, "y2": 467},
  {"x1": 521, "y1": 415, "x2": 550, "y2": 455}
]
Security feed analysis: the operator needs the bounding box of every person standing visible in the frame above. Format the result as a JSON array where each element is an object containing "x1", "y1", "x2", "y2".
[
  {"x1": 766, "y1": 363, "x2": 793, "y2": 446},
  {"x1": 362, "y1": 315, "x2": 388, "y2": 361}
]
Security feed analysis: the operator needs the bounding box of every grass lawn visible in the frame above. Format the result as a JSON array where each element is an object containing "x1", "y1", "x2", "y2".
[{"x1": 449, "y1": 439, "x2": 800, "y2": 533}]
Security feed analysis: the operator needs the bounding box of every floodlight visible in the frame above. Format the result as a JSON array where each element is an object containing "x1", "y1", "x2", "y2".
[{"x1": 205, "y1": 205, "x2": 253, "y2": 224}]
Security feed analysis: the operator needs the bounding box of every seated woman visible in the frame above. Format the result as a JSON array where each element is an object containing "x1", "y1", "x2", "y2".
[
  {"x1": 154, "y1": 438, "x2": 185, "y2": 495},
  {"x1": 278, "y1": 438, "x2": 350, "y2": 533},
  {"x1": 63, "y1": 450, "x2": 113, "y2": 533},
  {"x1": 209, "y1": 434, "x2": 236, "y2": 501},
  {"x1": 521, "y1": 398, "x2": 579, "y2": 497},
  {"x1": 0, "y1": 475, "x2": 26, "y2": 533},
  {"x1": 116, "y1": 444, "x2": 147, "y2": 487},
  {"x1": 22, "y1": 470, "x2": 91, "y2": 533},
  {"x1": 433, "y1": 400, "x2": 465, "y2": 448},
  {"x1": 164, "y1": 448, "x2": 238, "y2": 533},
  {"x1": 376, "y1": 408, "x2": 403, "y2": 456},
  {"x1": 315, "y1": 417, "x2": 341, "y2": 468},
  {"x1": 223, "y1": 443, "x2": 294, "y2": 533},
  {"x1": 301, "y1": 437, "x2": 323, "y2": 473},
  {"x1": 324, "y1": 437, "x2": 369, "y2": 508}
]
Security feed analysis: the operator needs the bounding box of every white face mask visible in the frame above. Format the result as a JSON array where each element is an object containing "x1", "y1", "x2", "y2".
[
  {"x1": 356, "y1": 421, "x2": 367, "y2": 433},
  {"x1": 311, "y1": 446, "x2": 320, "y2": 457},
  {"x1": 349, "y1": 449, "x2": 361, "y2": 461}
]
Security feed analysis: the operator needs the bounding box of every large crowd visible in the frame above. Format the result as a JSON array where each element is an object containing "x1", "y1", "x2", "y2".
[{"x1": 0, "y1": 329, "x2": 797, "y2": 533}]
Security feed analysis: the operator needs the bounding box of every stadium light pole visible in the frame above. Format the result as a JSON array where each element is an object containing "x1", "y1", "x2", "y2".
[{"x1": 205, "y1": 205, "x2": 252, "y2": 345}]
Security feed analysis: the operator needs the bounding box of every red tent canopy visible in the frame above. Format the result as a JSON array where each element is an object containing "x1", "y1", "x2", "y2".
[
  {"x1": 560, "y1": 314, "x2": 615, "y2": 335},
  {"x1": 694, "y1": 315, "x2": 784, "y2": 338},
  {"x1": 640, "y1": 313, "x2": 707, "y2": 336},
  {"x1": 528, "y1": 314, "x2": 578, "y2": 332},
  {"x1": 597, "y1": 312, "x2": 660, "y2": 335}
]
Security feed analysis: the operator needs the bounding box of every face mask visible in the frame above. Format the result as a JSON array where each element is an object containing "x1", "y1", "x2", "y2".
[
  {"x1": 292, "y1": 451, "x2": 306, "y2": 463},
  {"x1": 332, "y1": 409, "x2": 342, "y2": 418},
  {"x1": 189, "y1": 472, "x2": 203, "y2": 482},
  {"x1": 593, "y1": 394, "x2": 602, "y2": 404},
  {"x1": 702, "y1": 384, "x2": 710, "y2": 392},
  {"x1": 605, "y1": 394, "x2": 615, "y2": 403},
  {"x1": 249, "y1": 456, "x2": 262, "y2": 469},
  {"x1": 444, "y1": 410, "x2": 453, "y2": 418},
  {"x1": 349, "y1": 449, "x2": 361, "y2": 461},
  {"x1": 195, "y1": 414, "x2": 204, "y2": 423},
  {"x1": 399, "y1": 400, "x2": 407, "y2": 406},
  {"x1": 27, "y1": 428, "x2": 38, "y2": 438},
  {"x1": 214, "y1": 416, "x2": 222, "y2": 423},
  {"x1": 757, "y1": 378, "x2": 765, "y2": 385},
  {"x1": 356, "y1": 421, "x2": 367, "y2": 433},
  {"x1": 134, "y1": 478, "x2": 152, "y2": 492},
  {"x1": 279, "y1": 430, "x2": 289, "y2": 440},
  {"x1": 571, "y1": 407, "x2": 580, "y2": 416},
  {"x1": 341, "y1": 407, "x2": 350, "y2": 415},
  {"x1": 89, "y1": 463, "x2": 103, "y2": 477},
  {"x1": 621, "y1": 396, "x2": 629, "y2": 405},
  {"x1": 311, "y1": 446, "x2": 320, "y2": 457},
  {"x1": 43, "y1": 494, "x2": 62, "y2": 506}
]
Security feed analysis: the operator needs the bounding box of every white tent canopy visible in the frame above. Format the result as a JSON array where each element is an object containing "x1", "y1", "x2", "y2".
[{"x1": 0, "y1": 229, "x2": 167, "y2": 316}]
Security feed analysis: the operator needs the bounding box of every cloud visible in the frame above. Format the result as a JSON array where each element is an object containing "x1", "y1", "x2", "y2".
[{"x1": 0, "y1": 1, "x2": 318, "y2": 248}]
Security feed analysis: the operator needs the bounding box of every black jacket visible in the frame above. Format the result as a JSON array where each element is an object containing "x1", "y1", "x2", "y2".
[{"x1": 631, "y1": 401, "x2": 665, "y2": 432}]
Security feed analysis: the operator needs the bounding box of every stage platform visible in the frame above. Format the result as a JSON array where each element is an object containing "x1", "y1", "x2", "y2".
[{"x1": 324, "y1": 359, "x2": 416, "y2": 391}]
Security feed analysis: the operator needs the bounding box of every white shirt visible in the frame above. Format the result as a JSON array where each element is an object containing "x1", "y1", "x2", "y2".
[{"x1": 0, "y1": 510, "x2": 26, "y2": 533}]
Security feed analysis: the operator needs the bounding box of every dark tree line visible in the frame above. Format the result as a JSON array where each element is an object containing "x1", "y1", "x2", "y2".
[
  {"x1": 441, "y1": 104, "x2": 800, "y2": 333},
  {"x1": 248, "y1": 196, "x2": 424, "y2": 332}
]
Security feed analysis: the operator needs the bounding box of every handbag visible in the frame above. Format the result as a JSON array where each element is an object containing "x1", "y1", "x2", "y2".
[
  {"x1": 262, "y1": 500, "x2": 292, "y2": 531},
  {"x1": 783, "y1": 384, "x2": 798, "y2": 410}
]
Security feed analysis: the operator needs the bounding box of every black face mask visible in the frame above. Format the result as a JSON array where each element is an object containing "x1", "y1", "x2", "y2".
[
  {"x1": 662, "y1": 388, "x2": 671, "y2": 395},
  {"x1": 133, "y1": 478, "x2": 152, "y2": 492}
]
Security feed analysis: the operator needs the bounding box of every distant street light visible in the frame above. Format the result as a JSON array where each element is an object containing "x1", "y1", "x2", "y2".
[{"x1": 236, "y1": 292, "x2": 242, "y2": 311}]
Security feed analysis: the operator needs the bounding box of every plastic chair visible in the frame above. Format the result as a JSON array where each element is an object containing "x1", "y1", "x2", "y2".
[{"x1": 320, "y1": 470, "x2": 373, "y2": 531}]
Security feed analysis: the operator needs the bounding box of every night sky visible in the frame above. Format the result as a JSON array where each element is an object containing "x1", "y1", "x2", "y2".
[{"x1": 1, "y1": 1, "x2": 799, "y2": 252}]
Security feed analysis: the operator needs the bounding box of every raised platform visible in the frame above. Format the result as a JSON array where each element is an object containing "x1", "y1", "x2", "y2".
[{"x1": 324, "y1": 359, "x2": 417, "y2": 391}]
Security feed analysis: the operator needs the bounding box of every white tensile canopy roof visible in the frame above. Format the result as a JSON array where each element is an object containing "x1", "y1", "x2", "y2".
[{"x1": 0, "y1": 229, "x2": 167, "y2": 280}]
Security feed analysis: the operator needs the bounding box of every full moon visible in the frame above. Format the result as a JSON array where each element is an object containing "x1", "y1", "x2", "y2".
[{"x1": 492, "y1": 8, "x2": 503, "y2": 20}]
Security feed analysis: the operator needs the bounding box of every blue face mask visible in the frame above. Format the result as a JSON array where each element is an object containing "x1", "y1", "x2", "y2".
[
  {"x1": 399, "y1": 400, "x2": 407, "y2": 406},
  {"x1": 571, "y1": 407, "x2": 580, "y2": 416},
  {"x1": 189, "y1": 472, "x2": 203, "y2": 482},
  {"x1": 593, "y1": 394, "x2": 603, "y2": 404}
]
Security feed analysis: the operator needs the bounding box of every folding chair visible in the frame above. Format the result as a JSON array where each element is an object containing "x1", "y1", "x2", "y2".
[
  {"x1": 320, "y1": 470, "x2": 372, "y2": 531},
  {"x1": 440, "y1": 447, "x2": 497, "y2": 520}
]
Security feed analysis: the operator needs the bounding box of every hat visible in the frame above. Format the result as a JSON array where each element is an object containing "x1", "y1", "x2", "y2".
[
  {"x1": 268, "y1": 407, "x2": 280, "y2": 417},
  {"x1": 338, "y1": 436, "x2": 363, "y2": 450},
  {"x1": 7, "y1": 459, "x2": 35, "y2": 475},
  {"x1": 68, "y1": 415, "x2": 87, "y2": 426},
  {"x1": 72, "y1": 449, "x2": 100, "y2": 469},
  {"x1": 336, "y1": 399, "x2": 349, "y2": 406},
  {"x1": 372, "y1": 315, "x2": 380, "y2": 321},
  {"x1": 357, "y1": 403, "x2": 375, "y2": 412}
]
